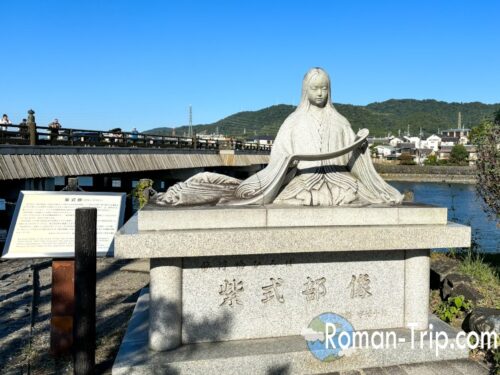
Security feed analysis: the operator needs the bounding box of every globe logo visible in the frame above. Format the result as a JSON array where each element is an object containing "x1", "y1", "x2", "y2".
[{"x1": 302, "y1": 312, "x2": 354, "y2": 362}]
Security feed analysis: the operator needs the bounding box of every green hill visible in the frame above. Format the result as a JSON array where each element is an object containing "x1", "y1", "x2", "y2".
[{"x1": 146, "y1": 99, "x2": 500, "y2": 138}]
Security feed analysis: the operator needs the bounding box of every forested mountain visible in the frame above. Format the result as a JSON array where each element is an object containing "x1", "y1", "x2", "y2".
[{"x1": 146, "y1": 99, "x2": 500, "y2": 138}]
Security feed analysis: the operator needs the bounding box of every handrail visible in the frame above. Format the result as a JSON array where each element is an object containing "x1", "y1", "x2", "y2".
[{"x1": 0, "y1": 123, "x2": 272, "y2": 152}]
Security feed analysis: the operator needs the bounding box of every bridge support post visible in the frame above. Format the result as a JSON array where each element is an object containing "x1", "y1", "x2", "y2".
[{"x1": 27, "y1": 109, "x2": 37, "y2": 146}]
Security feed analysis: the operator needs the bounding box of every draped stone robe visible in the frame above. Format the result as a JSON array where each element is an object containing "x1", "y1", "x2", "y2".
[
  {"x1": 155, "y1": 107, "x2": 403, "y2": 206},
  {"x1": 234, "y1": 108, "x2": 402, "y2": 206}
]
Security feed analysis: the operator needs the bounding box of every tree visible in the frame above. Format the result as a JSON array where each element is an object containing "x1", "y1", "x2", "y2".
[
  {"x1": 449, "y1": 144, "x2": 468, "y2": 165},
  {"x1": 494, "y1": 109, "x2": 500, "y2": 125},
  {"x1": 471, "y1": 119, "x2": 500, "y2": 218}
]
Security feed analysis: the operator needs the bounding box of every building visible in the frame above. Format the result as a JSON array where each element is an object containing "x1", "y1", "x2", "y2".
[
  {"x1": 425, "y1": 134, "x2": 441, "y2": 151},
  {"x1": 252, "y1": 136, "x2": 274, "y2": 147},
  {"x1": 414, "y1": 148, "x2": 433, "y2": 165},
  {"x1": 374, "y1": 145, "x2": 398, "y2": 159},
  {"x1": 368, "y1": 136, "x2": 391, "y2": 146},
  {"x1": 389, "y1": 137, "x2": 404, "y2": 147},
  {"x1": 441, "y1": 128, "x2": 471, "y2": 138},
  {"x1": 465, "y1": 145, "x2": 477, "y2": 166},
  {"x1": 438, "y1": 146, "x2": 453, "y2": 161},
  {"x1": 438, "y1": 144, "x2": 476, "y2": 164},
  {"x1": 397, "y1": 142, "x2": 416, "y2": 155},
  {"x1": 403, "y1": 136, "x2": 423, "y2": 148},
  {"x1": 440, "y1": 136, "x2": 460, "y2": 147}
]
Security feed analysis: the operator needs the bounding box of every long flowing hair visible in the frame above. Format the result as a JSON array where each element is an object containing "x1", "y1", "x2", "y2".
[
  {"x1": 296, "y1": 68, "x2": 335, "y2": 112},
  {"x1": 293, "y1": 68, "x2": 349, "y2": 130}
]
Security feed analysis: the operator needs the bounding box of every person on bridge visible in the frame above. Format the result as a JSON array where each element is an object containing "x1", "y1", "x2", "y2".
[
  {"x1": 48, "y1": 118, "x2": 62, "y2": 145},
  {"x1": 0, "y1": 114, "x2": 12, "y2": 131},
  {"x1": 130, "y1": 128, "x2": 139, "y2": 145},
  {"x1": 19, "y1": 118, "x2": 28, "y2": 140}
]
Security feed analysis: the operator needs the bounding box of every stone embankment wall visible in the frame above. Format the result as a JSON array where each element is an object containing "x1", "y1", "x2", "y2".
[{"x1": 374, "y1": 165, "x2": 477, "y2": 184}]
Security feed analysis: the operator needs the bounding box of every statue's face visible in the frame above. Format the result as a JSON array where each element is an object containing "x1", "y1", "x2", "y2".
[{"x1": 307, "y1": 74, "x2": 329, "y2": 108}]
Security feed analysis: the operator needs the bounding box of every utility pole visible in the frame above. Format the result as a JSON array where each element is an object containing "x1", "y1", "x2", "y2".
[
  {"x1": 188, "y1": 105, "x2": 193, "y2": 137},
  {"x1": 458, "y1": 111, "x2": 462, "y2": 130}
]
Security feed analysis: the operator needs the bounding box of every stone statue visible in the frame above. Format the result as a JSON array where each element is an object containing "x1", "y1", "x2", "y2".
[{"x1": 155, "y1": 68, "x2": 403, "y2": 206}]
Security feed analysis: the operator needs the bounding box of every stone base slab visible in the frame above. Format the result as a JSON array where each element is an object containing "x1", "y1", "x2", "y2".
[
  {"x1": 115, "y1": 215, "x2": 470, "y2": 259},
  {"x1": 112, "y1": 289, "x2": 469, "y2": 375},
  {"x1": 138, "y1": 203, "x2": 448, "y2": 231}
]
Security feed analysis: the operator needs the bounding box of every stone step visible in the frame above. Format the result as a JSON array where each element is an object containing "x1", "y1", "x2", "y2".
[
  {"x1": 113, "y1": 288, "x2": 472, "y2": 375},
  {"x1": 328, "y1": 359, "x2": 490, "y2": 374}
]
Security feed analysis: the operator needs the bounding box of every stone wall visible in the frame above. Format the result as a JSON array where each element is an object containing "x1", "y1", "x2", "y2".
[{"x1": 374, "y1": 165, "x2": 476, "y2": 183}]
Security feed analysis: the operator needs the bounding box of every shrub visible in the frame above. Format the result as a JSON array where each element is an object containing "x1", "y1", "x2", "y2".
[
  {"x1": 398, "y1": 153, "x2": 416, "y2": 165},
  {"x1": 434, "y1": 295, "x2": 472, "y2": 323},
  {"x1": 424, "y1": 154, "x2": 439, "y2": 166}
]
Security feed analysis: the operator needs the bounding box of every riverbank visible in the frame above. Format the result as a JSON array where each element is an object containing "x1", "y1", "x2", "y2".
[
  {"x1": 375, "y1": 164, "x2": 477, "y2": 184},
  {"x1": 381, "y1": 173, "x2": 476, "y2": 183},
  {"x1": 430, "y1": 251, "x2": 499, "y2": 373}
]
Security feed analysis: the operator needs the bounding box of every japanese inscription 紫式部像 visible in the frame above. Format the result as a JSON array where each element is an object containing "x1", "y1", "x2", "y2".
[
  {"x1": 347, "y1": 274, "x2": 372, "y2": 298},
  {"x1": 301, "y1": 276, "x2": 327, "y2": 301},
  {"x1": 219, "y1": 278, "x2": 244, "y2": 307},
  {"x1": 261, "y1": 277, "x2": 285, "y2": 303}
]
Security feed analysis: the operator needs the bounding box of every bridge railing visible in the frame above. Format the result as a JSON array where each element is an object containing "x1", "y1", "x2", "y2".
[{"x1": 0, "y1": 124, "x2": 272, "y2": 152}]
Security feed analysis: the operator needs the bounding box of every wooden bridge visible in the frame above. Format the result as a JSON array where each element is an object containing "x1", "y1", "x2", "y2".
[
  {"x1": 0, "y1": 111, "x2": 271, "y2": 181},
  {"x1": 0, "y1": 145, "x2": 269, "y2": 181}
]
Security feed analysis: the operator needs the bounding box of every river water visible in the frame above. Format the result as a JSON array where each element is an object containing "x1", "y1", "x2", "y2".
[{"x1": 389, "y1": 182, "x2": 499, "y2": 253}]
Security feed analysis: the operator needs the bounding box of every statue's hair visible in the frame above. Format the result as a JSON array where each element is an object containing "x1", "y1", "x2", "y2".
[{"x1": 296, "y1": 67, "x2": 335, "y2": 113}]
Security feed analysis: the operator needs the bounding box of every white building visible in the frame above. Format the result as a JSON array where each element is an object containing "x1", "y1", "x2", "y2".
[
  {"x1": 425, "y1": 134, "x2": 441, "y2": 151},
  {"x1": 389, "y1": 137, "x2": 404, "y2": 147},
  {"x1": 374, "y1": 145, "x2": 398, "y2": 158},
  {"x1": 403, "y1": 136, "x2": 423, "y2": 149}
]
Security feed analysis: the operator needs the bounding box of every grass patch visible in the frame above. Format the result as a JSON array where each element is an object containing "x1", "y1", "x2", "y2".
[
  {"x1": 432, "y1": 248, "x2": 500, "y2": 309},
  {"x1": 433, "y1": 248, "x2": 500, "y2": 372},
  {"x1": 459, "y1": 251, "x2": 499, "y2": 284},
  {"x1": 457, "y1": 249, "x2": 500, "y2": 309}
]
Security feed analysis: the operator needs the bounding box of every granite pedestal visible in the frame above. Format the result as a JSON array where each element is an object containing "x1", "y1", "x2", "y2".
[{"x1": 112, "y1": 203, "x2": 471, "y2": 374}]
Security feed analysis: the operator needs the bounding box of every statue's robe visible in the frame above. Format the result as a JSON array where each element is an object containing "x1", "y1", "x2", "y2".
[
  {"x1": 156, "y1": 107, "x2": 403, "y2": 206},
  {"x1": 234, "y1": 108, "x2": 403, "y2": 206}
]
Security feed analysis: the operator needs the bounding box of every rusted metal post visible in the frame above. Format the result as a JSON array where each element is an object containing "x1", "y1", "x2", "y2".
[
  {"x1": 50, "y1": 177, "x2": 79, "y2": 356},
  {"x1": 73, "y1": 208, "x2": 97, "y2": 375},
  {"x1": 50, "y1": 260, "x2": 75, "y2": 355}
]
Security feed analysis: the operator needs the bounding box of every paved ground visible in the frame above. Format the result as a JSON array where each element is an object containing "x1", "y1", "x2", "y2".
[
  {"x1": 0, "y1": 258, "x2": 149, "y2": 374},
  {"x1": 329, "y1": 359, "x2": 490, "y2": 374},
  {"x1": 0, "y1": 259, "x2": 494, "y2": 374}
]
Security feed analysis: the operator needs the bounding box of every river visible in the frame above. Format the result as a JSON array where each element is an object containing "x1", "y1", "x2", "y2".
[{"x1": 389, "y1": 182, "x2": 499, "y2": 253}]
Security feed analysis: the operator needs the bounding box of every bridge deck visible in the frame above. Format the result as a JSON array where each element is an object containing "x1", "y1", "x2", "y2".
[{"x1": 0, "y1": 146, "x2": 269, "y2": 180}]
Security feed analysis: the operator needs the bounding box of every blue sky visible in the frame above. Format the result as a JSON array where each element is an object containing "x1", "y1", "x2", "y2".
[{"x1": 1, "y1": 1, "x2": 499, "y2": 131}]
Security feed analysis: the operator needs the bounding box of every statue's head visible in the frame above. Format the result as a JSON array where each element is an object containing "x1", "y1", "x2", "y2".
[{"x1": 299, "y1": 68, "x2": 332, "y2": 110}]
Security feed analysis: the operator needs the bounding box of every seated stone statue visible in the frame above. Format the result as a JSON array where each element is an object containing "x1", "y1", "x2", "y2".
[{"x1": 155, "y1": 67, "x2": 403, "y2": 206}]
